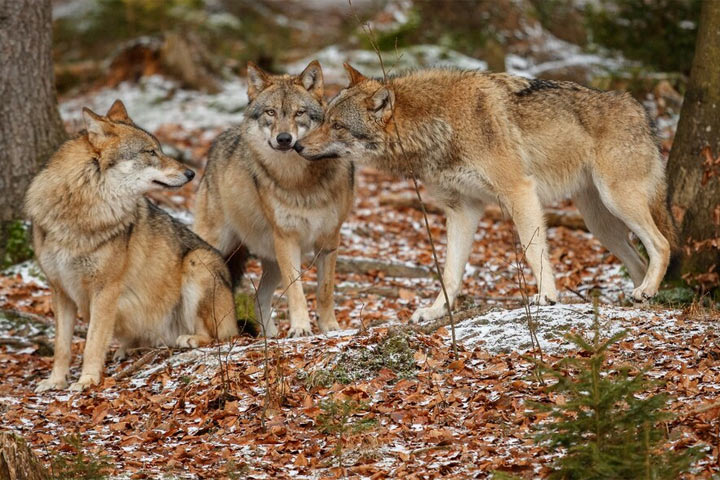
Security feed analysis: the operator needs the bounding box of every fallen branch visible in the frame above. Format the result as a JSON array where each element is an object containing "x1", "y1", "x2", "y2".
[
  {"x1": 114, "y1": 349, "x2": 170, "y2": 380},
  {"x1": 411, "y1": 304, "x2": 495, "y2": 335},
  {"x1": 335, "y1": 256, "x2": 433, "y2": 278},
  {"x1": 0, "y1": 337, "x2": 53, "y2": 354}
]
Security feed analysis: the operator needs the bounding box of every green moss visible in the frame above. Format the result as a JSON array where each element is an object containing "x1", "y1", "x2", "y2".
[
  {"x1": 1, "y1": 220, "x2": 33, "y2": 269},
  {"x1": 50, "y1": 434, "x2": 113, "y2": 480},
  {"x1": 304, "y1": 330, "x2": 418, "y2": 388},
  {"x1": 234, "y1": 292, "x2": 260, "y2": 336},
  {"x1": 585, "y1": 0, "x2": 701, "y2": 74},
  {"x1": 652, "y1": 286, "x2": 698, "y2": 307}
]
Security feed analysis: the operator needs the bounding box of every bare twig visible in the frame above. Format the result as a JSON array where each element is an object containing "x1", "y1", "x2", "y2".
[{"x1": 348, "y1": 0, "x2": 458, "y2": 357}]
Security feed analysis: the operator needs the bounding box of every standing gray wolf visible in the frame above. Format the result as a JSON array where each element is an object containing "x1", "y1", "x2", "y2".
[
  {"x1": 294, "y1": 65, "x2": 676, "y2": 322},
  {"x1": 26, "y1": 100, "x2": 238, "y2": 392},
  {"x1": 193, "y1": 61, "x2": 354, "y2": 337}
]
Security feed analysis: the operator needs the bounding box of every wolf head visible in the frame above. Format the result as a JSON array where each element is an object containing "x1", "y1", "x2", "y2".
[
  {"x1": 294, "y1": 63, "x2": 394, "y2": 163},
  {"x1": 83, "y1": 100, "x2": 194, "y2": 194},
  {"x1": 244, "y1": 60, "x2": 325, "y2": 152}
]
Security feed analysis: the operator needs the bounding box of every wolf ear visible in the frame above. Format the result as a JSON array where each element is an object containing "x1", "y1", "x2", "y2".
[
  {"x1": 247, "y1": 62, "x2": 272, "y2": 102},
  {"x1": 296, "y1": 60, "x2": 324, "y2": 100},
  {"x1": 343, "y1": 63, "x2": 367, "y2": 86},
  {"x1": 83, "y1": 108, "x2": 114, "y2": 147},
  {"x1": 367, "y1": 87, "x2": 395, "y2": 123},
  {"x1": 105, "y1": 99, "x2": 132, "y2": 124}
]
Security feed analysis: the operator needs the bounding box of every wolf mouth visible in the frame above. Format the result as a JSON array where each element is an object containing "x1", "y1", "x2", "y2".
[
  {"x1": 152, "y1": 180, "x2": 185, "y2": 188},
  {"x1": 305, "y1": 152, "x2": 341, "y2": 161}
]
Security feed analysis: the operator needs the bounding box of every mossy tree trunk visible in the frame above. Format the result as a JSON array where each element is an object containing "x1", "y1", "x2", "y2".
[
  {"x1": 0, "y1": 432, "x2": 49, "y2": 480},
  {"x1": 0, "y1": 0, "x2": 66, "y2": 265},
  {"x1": 667, "y1": 0, "x2": 720, "y2": 293}
]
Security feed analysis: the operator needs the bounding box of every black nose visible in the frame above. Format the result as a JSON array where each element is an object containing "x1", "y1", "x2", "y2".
[
  {"x1": 293, "y1": 142, "x2": 304, "y2": 153},
  {"x1": 184, "y1": 169, "x2": 195, "y2": 180},
  {"x1": 276, "y1": 132, "x2": 292, "y2": 147}
]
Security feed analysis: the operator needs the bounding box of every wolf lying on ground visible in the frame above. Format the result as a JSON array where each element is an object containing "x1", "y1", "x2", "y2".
[
  {"x1": 295, "y1": 64, "x2": 676, "y2": 321},
  {"x1": 26, "y1": 100, "x2": 238, "y2": 392},
  {"x1": 193, "y1": 61, "x2": 354, "y2": 337}
]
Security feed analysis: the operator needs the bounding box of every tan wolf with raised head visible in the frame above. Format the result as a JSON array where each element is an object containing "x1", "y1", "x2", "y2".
[
  {"x1": 193, "y1": 61, "x2": 354, "y2": 338},
  {"x1": 295, "y1": 65, "x2": 676, "y2": 321},
  {"x1": 26, "y1": 100, "x2": 238, "y2": 392}
]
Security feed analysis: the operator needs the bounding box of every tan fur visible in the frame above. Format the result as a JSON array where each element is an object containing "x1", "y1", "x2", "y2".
[
  {"x1": 193, "y1": 62, "x2": 354, "y2": 337},
  {"x1": 26, "y1": 100, "x2": 237, "y2": 392},
  {"x1": 295, "y1": 66, "x2": 675, "y2": 320}
]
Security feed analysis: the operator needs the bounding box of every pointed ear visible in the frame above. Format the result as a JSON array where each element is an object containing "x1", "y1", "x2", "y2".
[
  {"x1": 367, "y1": 87, "x2": 395, "y2": 123},
  {"x1": 105, "y1": 99, "x2": 132, "y2": 124},
  {"x1": 296, "y1": 60, "x2": 324, "y2": 100},
  {"x1": 83, "y1": 107, "x2": 113, "y2": 147},
  {"x1": 343, "y1": 63, "x2": 367, "y2": 86},
  {"x1": 246, "y1": 62, "x2": 272, "y2": 102}
]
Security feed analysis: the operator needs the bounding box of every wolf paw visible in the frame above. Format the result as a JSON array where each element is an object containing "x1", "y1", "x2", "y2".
[
  {"x1": 69, "y1": 375, "x2": 99, "y2": 392},
  {"x1": 287, "y1": 323, "x2": 313, "y2": 338},
  {"x1": 319, "y1": 318, "x2": 340, "y2": 333},
  {"x1": 410, "y1": 305, "x2": 447, "y2": 323},
  {"x1": 530, "y1": 294, "x2": 557, "y2": 306},
  {"x1": 35, "y1": 377, "x2": 68, "y2": 393},
  {"x1": 632, "y1": 286, "x2": 655, "y2": 303},
  {"x1": 113, "y1": 348, "x2": 127, "y2": 362},
  {"x1": 176, "y1": 335, "x2": 201, "y2": 348}
]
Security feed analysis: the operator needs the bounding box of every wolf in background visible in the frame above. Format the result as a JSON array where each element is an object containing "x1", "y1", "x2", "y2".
[
  {"x1": 295, "y1": 64, "x2": 676, "y2": 321},
  {"x1": 26, "y1": 100, "x2": 238, "y2": 391},
  {"x1": 193, "y1": 61, "x2": 354, "y2": 337}
]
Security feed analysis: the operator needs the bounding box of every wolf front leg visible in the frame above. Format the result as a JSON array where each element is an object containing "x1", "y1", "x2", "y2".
[
  {"x1": 273, "y1": 232, "x2": 313, "y2": 337},
  {"x1": 411, "y1": 201, "x2": 482, "y2": 322},
  {"x1": 69, "y1": 284, "x2": 121, "y2": 391},
  {"x1": 315, "y1": 237, "x2": 341, "y2": 333},
  {"x1": 36, "y1": 287, "x2": 77, "y2": 392}
]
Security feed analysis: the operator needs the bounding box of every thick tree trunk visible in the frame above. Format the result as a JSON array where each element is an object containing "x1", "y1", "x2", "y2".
[
  {"x1": 0, "y1": 0, "x2": 66, "y2": 261},
  {"x1": 667, "y1": 1, "x2": 720, "y2": 292},
  {"x1": 0, "y1": 432, "x2": 49, "y2": 480}
]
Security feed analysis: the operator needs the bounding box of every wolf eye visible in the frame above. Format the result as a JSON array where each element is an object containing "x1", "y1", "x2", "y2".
[
  {"x1": 332, "y1": 122, "x2": 345, "y2": 130},
  {"x1": 143, "y1": 149, "x2": 157, "y2": 157},
  {"x1": 295, "y1": 110, "x2": 305, "y2": 117},
  {"x1": 265, "y1": 109, "x2": 276, "y2": 116}
]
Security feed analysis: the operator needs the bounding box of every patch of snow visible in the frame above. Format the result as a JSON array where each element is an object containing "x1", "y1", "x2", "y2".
[
  {"x1": 60, "y1": 75, "x2": 248, "y2": 132},
  {"x1": 446, "y1": 302, "x2": 692, "y2": 354},
  {"x1": 287, "y1": 45, "x2": 488, "y2": 85},
  {"x1": 2, "y1": 260, "x2": 48, "y2": 288}
]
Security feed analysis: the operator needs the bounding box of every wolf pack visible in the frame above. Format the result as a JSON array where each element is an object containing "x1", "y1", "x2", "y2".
[{"x1": 25, "y1": 60, "x2": 676, "y2": 392}]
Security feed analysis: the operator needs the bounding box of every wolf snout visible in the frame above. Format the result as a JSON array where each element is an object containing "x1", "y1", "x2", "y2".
[
  {"x1": 184, "y1": 169, "x2": 195, "y2": 181},
  {"x1": 276, "y1": 132, "x2": 293, "y2": 149},
  {"x1": 293, "y1": 142, "x2": 304, "y2": 153}
]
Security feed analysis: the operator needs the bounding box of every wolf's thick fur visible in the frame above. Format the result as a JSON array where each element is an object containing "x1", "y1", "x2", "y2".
[
  {"x1": 295, "y1": 65, "x2": 675, "y2": 321},
  {"x1": 26, "y1": 100, "x2": 237, "y2": 392},
  {"x1": 193, "y1": 61, "x2": 354, "y2": 337}
]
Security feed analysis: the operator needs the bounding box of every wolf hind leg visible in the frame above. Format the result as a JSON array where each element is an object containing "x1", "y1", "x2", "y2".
[
  {"x1": 177, "y1": 250, "x2": 238, "y2": 348},
  {"x1": 594, "y1": 180, "x2": 670, "y2": 301},
  {"x1": 574, "y1": 184, "x2": 648, "y2": 288},
  {"x1": 411, "y1": 200, "x2": 482, "y2": 322},
  {"x1": 502, "y1": 177, "x2": 558, "y2": 305}
]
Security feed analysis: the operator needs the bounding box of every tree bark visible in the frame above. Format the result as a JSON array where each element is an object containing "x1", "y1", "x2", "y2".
[
  {"x1": 667, "y1": 0, "x2": 720, "y2": 291},
  {"x1": 0, "y1": 0, "x2": 66, "y2": 223},
  {"x1": 0, "y1": 432, "x2": 49, "y2": 480}
]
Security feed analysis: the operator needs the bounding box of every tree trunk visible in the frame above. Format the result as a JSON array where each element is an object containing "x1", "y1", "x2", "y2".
[
  {"x1": 0, "y1": 432, "x2": 49, "y2": 480},
  {"x1": 0, "y1": 0, "x2": 66, "y2": 262},
  {"x1": 667, "y1": 0, "x2": 720, "y2": 292}
]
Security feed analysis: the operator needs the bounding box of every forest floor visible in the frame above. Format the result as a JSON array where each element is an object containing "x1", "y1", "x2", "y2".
[{"x1": 1, "y1": 53, "x2": 719, "y2": 478}]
